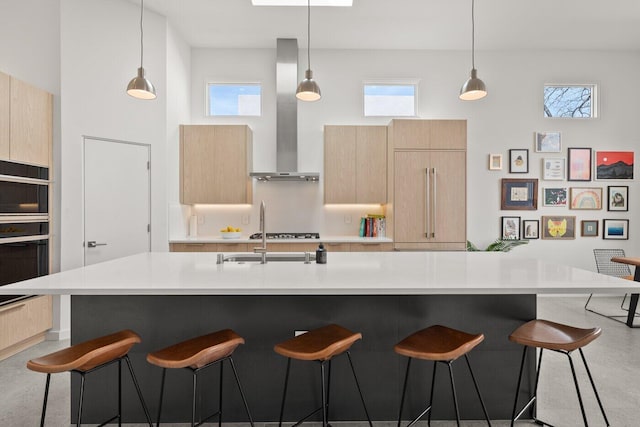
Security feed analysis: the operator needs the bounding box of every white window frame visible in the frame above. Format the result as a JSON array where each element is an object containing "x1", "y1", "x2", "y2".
[
  {"x1": 205, "y1": 82, "x2": 263, "y2": 117},
  {"x1": 362, "y1": 79, "x2": 419, "y2": 118},
  {"x1": 543, "y1": 83, "x2": 598, "y2": 119}
]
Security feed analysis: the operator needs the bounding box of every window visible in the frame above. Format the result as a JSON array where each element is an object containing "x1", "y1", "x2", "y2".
[
  {"x1": 207, "y1": 83, "x2": 261, "y2": 116},
  {"x1": 363, "y1": 83, "x2": 417, "y2": 117},
  {"x1": 543, "y1": 84, "x2": 597, "y2": 118}
]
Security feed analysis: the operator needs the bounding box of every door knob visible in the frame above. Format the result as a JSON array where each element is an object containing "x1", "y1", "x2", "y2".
[{"x1": 87, "y1": 241, "x2": 107, "y2": 248}]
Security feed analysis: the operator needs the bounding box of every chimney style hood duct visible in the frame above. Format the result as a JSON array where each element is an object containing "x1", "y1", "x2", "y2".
[{"x1": 250, "y1": 39, "x2": 320, "y2": 182}]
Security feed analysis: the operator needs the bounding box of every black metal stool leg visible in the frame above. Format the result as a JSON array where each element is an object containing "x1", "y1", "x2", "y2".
[
  {"x1": 123, "y1": 355, "x2": 153, "y2": 426},
  {"x1": 155, "y1": 368, "x2": 166, "y2": 427},
  {"x1": 320, "y1": 361, "x2": 328, "y2": 427},
  {"x1": 118, "y1": 358, "x2": 122, "y2": 427},
  {"x1": 346, "y1": 351, "x2": 373, "y2": 427},
  {"x1": 447, "y1": 361, "x2": 461, "y2": 427},
  {"x1": 397, "y1": 357, "x2": 412, "y2": 427},
  {"x1": 567, "y1": 353, "x2": 589, "y2": 427},
  {"x1": 326, "y1": 359, "x2": 332, "y2": 423},
  {"x1": 464, "y1": 355, "x2": 492, "y2": 426},
  {"x1": 77, "y1": 373, "x2": 86, "y2": 427},
  {"x1": 39, "y1": 373, "x2": 51, "y2": 427},
  {"x1": 428, "y1": 361, "x2": 437, "y2": 427},
  {"x1": 278, "y1": 358, "x2": 292, "y2": 427},
  {"x1": 219, "y1": 360, "x2": 224, "y2": 427},
  {"x1": 192, "y1": 370, "x2": 198, "y2": 427},
  {"x1": 579, "y1": 349, "x2": 610, "y2": 426},
  {"x1": 228, "y1": 357, "x2": 255, "y2": 427}
]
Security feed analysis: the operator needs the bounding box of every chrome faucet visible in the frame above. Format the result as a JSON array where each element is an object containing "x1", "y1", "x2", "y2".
[{"x1": 253, "y1": 200, "x2": 267, "y2": 263}]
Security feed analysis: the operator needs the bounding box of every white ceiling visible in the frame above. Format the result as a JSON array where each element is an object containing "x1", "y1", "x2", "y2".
[{"x1": 138, "y1": 0, "x2": 640, "y2": 51}]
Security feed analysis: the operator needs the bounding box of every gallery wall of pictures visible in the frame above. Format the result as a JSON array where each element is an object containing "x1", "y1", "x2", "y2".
[{"x1": 490, "y1": 131, "x2": 634, "y2": 241}]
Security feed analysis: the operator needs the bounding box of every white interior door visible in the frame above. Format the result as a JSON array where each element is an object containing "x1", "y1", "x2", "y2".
[{"x1": 83, "y1": 137, "x2": 150, "y2": 266}]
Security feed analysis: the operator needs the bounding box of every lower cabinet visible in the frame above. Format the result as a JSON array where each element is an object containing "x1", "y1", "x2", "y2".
[
  {"x1": 0, "y1": 295, "x2": 52, "y2": 361},
  {"x1": 170, "y1": 242, "x2": 393, "y2": 252},
  {"x1": 170, "y1": 243, "x2": 248, "y2": 252}
]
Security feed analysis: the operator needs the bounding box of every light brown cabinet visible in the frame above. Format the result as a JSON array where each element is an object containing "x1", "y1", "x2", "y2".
[
  {"x1": 0, "y1": 73, "x2": 52, "y2": 167},
  {"x1": 0, "y1": 295, "x2": 52, "y2": 361},
  {"x1": 180, "y1": 125, "x2": 253, "y2": 204},
  {"x1": 170, "y1": 243, "x2": 249, "y2": 252},
  {"x1": 170, "y1": 241, "x2": 393, "y2": 253},
  {"x1": 324, "y1": 125, "x2": 387, "y2": 204},
  {"x1": 390, "y1": 120, "x2": 466, "y2": 251}
]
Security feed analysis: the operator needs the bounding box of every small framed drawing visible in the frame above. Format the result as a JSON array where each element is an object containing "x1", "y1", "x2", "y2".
[
  {"x1": 501, "y1": 178, "x2": 538, "y2": 210},
  {"x1": 509, "y1": 149, "x2": 529, "y2": 173},
  {"x1": 501, "y1": 216, "x2": 521, "y2": 240},
  {"x1": 535, "y1": 131, "x2": 561, "y2": 153},
  {"x1": 581, "y1": 220, "x2": 599, "y2": 237},
  {"x1": 607, "y1": 185, "x2": 628, "y2": 211},
  {"x1": 567, "y1": 148, "x2": 592, "y2": 181},
  {"x1": 489, "y1": 154, "x2": 503, "y2": 171},
  {"x1": 543, "y1": 187, "x2": 568, "y2": 207},
  {"x1": 542, "y1": 158, "x2": 565, "y2": 180},
  {"x1": 522, "y1": 220, "x2": 539, "y2": 239},
  {"x1": 595, "y1": 151, "x2": 634, "y2": 180},
  {"x1": 603, "y1": 219, "x2": 629, "y2": 240},
  {"x1": 541, "y1": 216, "x2": 576, "y2": 240},
  {"x1": 569, "y1": 187, "x2": 603, "y2": 210}
]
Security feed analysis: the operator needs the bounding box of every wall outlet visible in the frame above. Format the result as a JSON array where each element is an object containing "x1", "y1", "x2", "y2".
[
  {"x1": 294, "y1": 330, "x2": 308, "y2": 337},
  {"x1": 344, "y1": 214, "x2": 352, "y2": 224},
  {"x1": 241, "y1": 214, "x2": 250, "y2": 225}
]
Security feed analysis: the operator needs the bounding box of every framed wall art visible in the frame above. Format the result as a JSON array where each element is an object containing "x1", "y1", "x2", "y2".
[
  {"x1": 595, "y1": 151, "x2": 634, "y2": 180},
  {"x1": 567, "y1": 147, "x2": 592, "y2": 181},
  {"x1": 581, "y1": 220, "x2": 599, "y2": 237},
  {"x1": 501, "y1": 216, "x2": 521, "y2": 240},
  {"x1": 603, "y1": 219, "x2": 629, "y2": 240},
  {"x1": 501, "y1": 178, "x2": 538, "y2": 210},
  {"x1": 542, "y1": 158, "x2": 565, "y2": 180},
  {"x1": 535, "y1": 131, "x2": 561, "y2": 152},
  {"x1": 569, "y1": 187, "x2": 602, "y2": 210},
  {"x1": 509, "y1": 149, "x2": 529, "y2": 173},
  {"x1": 489, "y1": 154, "x2": 503, "y2": 171},
  {"x1": 522, "y1": 220, "x2": 539, "y2": 239},
  {"x1": 607, "y1": 185, "x2": 628, "y2": 211},
  {"x1": 541, "y1": 216, "x2": 576, "y2": 240},
  {"x1": 543, "y1": 187, "x2": 568, "y2": 207}
]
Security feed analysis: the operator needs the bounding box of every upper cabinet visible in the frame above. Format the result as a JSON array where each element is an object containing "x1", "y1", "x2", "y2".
[
  {"x1": 324, "y1": 125, "x2": 387, "y2": 204},
  {"x1": 388, "y1": 119, "x2": 466, "y2": 150},
  {"x1": 180, "y1": 125, "x2": 253, "y2": 204},
  {"x1": 0, "y1": 72, "x2": 52, "y2": 167}
]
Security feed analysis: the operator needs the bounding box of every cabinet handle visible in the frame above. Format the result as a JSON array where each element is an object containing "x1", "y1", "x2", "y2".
[
  {"x1": 0, "y1": 303, "x2": 26, "y2": 314},
  {"x1": 425, "y1": 167, "x2": 430, "y2": 239},
  {"x1": 432, "y1": 167, "x2": 437, "y2": 239}
]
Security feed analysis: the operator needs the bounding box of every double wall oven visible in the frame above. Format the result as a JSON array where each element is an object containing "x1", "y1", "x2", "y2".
[{"x1": 0, "y1": 160, "x2": 50, "y2": 306}]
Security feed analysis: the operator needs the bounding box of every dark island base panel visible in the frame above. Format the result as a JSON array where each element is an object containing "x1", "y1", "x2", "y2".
[{"x1": 70, "y1": 295, "x2": 536, "y2": 423}]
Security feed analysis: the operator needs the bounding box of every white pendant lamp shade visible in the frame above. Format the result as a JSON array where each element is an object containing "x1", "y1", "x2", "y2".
[
  {"x1": 296, "y1": 69, "x2": 321, "y2": 101},
  {"x1": 296, "y1": 0, "x2": 321, "y2": 101},
  {"x1": 459, "y1": 0, "x2": 486, "y2": 101},
  {"x1": 128, "y1": 0, "x2": 156, "y2": 100}
]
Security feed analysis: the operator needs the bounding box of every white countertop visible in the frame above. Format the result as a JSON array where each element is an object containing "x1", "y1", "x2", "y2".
[
  {"x1": 1, "y1": 251, "x2": 636, "y2": 296},
  {"x1": 170, "y1": 236, "x2": 393, "y2": 244}
]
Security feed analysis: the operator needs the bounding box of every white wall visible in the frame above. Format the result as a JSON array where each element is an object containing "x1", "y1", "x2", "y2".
[{"x1": 188, "y1": 47, "x2": 639, "y2": 270}]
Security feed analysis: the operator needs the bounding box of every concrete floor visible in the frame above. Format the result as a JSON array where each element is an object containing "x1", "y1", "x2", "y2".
[{"x1": 0, "y1": 296, "x2": 638, "y2": 426}]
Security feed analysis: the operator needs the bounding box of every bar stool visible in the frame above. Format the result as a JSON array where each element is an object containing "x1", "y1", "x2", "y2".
[
  {"x1": 146, "y1": 329, "x2": 254, "y2": 427},
  {"x1": 394, "y1": 325, "x2": 492, "y2": 427},
  {"x1": 274, "y1": 323, "x2": 373, "y2": 427},
  {"x1": 509, "y1": 319, "x2": 609, "y2": 426},
  {"x1": 26, "y1": 329, "x2": 153, "y2": 427}
]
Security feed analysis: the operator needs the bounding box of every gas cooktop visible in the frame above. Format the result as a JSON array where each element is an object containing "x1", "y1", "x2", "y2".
[{"x1": 249, "y1": 232, "x2": 320, "y2": 240}]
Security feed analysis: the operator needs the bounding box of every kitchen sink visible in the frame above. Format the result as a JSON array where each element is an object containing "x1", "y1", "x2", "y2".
[{"x1": 217, "y1": 252, "x2": 315, "y2": 264}]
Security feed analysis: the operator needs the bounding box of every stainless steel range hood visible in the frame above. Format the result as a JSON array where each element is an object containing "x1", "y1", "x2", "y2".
[{"x1": 250, "y1": 39, "x2": 320, "y2": 182}]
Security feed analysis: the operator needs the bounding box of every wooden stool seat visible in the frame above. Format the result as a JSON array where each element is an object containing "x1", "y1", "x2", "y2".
[
  {"x1": 147, "y1": 329, "x2": 244, "y2": 369},
  {"x1": 274, "y1": 323, "x2": 361, "y2": 361},
  {"x1": 394, "y1": 325, "x2": 484, "y2": 361},
  {"x1": 27, "y1": 329, "x2": 141, "y2": 374},
  {"x1": 509, "y1": 319, "x2": 601, "y2": 352}
]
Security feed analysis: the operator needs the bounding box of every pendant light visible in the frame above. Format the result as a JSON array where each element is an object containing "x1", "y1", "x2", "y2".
[
  {"x1": 296, "y1": 0, "x2": 321, "y2": 101},
  {"x1": 127, "y1": 0, "x2": 156, "y2": 100},
  {"x1": 459, "y1": 0, "x2": 486, "y2": 101}
]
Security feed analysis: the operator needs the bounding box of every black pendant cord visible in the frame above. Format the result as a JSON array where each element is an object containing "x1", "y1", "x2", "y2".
[{"x1": 139, "y1": 0, "x2": 145, "y2": 69}]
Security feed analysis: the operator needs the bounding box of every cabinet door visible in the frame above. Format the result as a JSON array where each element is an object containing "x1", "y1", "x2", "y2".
[
  {"x1": 9, "y1": 77, "x2": 52, "y2": 166},
  {"x1": 390, "y1": 119, "x2": 466, "y2": 150},
  {"x1": 0, "y1": 71, "x2": 9, "y2": 160},
  {"x1": 324, "y1": 126, "x2": 356, "y2": 203},
  {"x1": 394, "y1": 151, "x2": 466, "y2": 246},
  {"x1": 181, "y1": 125, "x2": 252, "y2": 204},
  {"x1": 356, "y1": 126, "x2": 387, "y2": 203}
]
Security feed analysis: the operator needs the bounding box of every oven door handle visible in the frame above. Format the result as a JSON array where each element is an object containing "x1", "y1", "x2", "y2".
[{"x1": 87, "y1": 241, "x2": 107, "y2": 248}]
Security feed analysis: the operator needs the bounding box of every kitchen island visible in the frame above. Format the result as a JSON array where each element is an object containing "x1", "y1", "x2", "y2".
[{"x1": 1, "y1": 251, "x2": 635, "y2": 424}]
